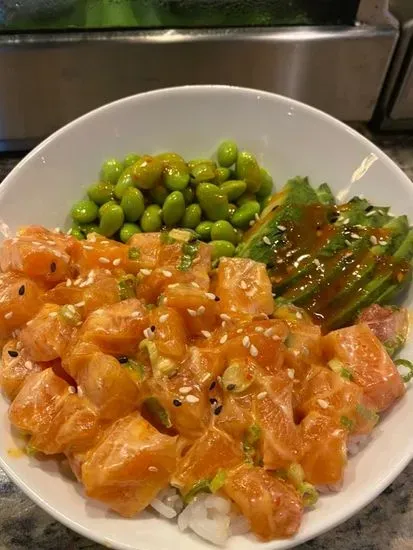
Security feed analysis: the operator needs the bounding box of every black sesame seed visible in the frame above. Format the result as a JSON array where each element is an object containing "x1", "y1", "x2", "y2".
[
  {"x1": 214, "y1": 296, "x2": 220, "y2": 302},
  {"x1": 209, "y1": 398, "x2": 218, "y2": 405},
  {"x1": 365, "y1": 205, "x2": 374, "y2": 213},
  {"x1": 18, "y1": 285, "x2": 25, "y2": 296},
  {"x1": 226, "y1": 384, "x2": 236, "y2": 391},
  {"x1": 214, "y1": 405, "x2": 223, "y2": 416},
  {"x1": 209, "y1": 381, "x2": 216, "y2": 391},
  {"x1": 8, "y1": 350, "x2": 18, "y2": 358},
  {"x1": 150, "y1": 325, "x2": 156, "y2": 332},
  {"x1": 50, "y1": 262, "x2": 57, "y2": 273},
  {"x1": 118, "y1": 356, "x2": 128, "y2": 364},
  {"x1": 173, "y1": 399, "x2": 182, "y2": 407}
]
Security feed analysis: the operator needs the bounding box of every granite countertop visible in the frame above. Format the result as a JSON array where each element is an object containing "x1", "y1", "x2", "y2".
[{"x1": 1, "y1": 133, "x2": 413, "y2": 550}]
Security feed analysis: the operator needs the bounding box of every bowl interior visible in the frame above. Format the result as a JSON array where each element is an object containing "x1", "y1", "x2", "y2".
[{"x1": 1, "y1": 85, "x2": 413, "y2": 550}]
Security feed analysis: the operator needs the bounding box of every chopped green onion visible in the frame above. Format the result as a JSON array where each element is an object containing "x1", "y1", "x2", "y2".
[
  {"x1": 25, "y1": 443, "x2": 38, "y2": 457},
  {"x1": 59, "y1": 305, "x2": 82, "y2": 326},
  {"x1": 178, "y1": 241, "x2": 200, "y2": 272},
  {"x1": 243, "y1": 424, "x2": 262, "y2": 464},
  {"x1": 298, "y1": 482, "x2": 319, "y2": 507},
  {"x1": 183, "y1": 479, "x2": 211, "y2": 504},
  {"x1": 160, "y1": 231, "x2": 176, "y2": 245},
  {"x1": 210, "y1": 470, "x2": 227, "y2": 493},
  {"x1": 128, "y1": 247, "x2": 140, "y2": 260},
  {"x1": 123, "y1": 359, "x2": 145, "y2": 380},
  {"x1": 340, "y1": 415, "x2": 354, "y2": 431},
  {"x1": 119, "y1": 274, "x2": 136, "y2": 301},
  {"x1": 144, "y1": 397, "x2": 172, "y2": 428},
  {"x1": 356, "y1": 403, "x2": 379, "y2": 424},
  {"x1": 286, "y1": 463, "x2": 305, "y2": 487},
  {"x1": 395, "y1": 358, "x2": 413, "y2": 383}
]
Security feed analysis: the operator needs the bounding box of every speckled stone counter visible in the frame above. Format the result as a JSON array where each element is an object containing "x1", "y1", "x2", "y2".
[{"x1": 1, "y1": 133, "x2": 413, "y2": 550}]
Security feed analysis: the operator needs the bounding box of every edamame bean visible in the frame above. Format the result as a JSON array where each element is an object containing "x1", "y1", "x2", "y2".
[
  {"x1": 237, "y1": 192, "x2": 257, "y2": 206},
  {"x1": 236, "y1": 151, "x2": 262, "y2": 193},
  {"x1": 114, "y1": 168, "x2": 135, "y2": 199},
  {"x1": 215, "y1": 167, "x2": 231, "y2": 184},
  {"x1": 163, "y1": 163, "x2": 190, "y2": 191},
  {"x1": 123, "y1": 153, "x2": 141, "y2": 168},
  {"x1": 256, "y1": 168, "x2": 274, "y2": 199},
  {"x1": 79, "y1": 222, "x2": 100, "y2": 235},
  {"x1": 231, "y1": 201, "x2": 261, "y2": 229},
  {"x1": 99, "y1": 204, "x2": 125, "y2": 237},
  {"x1": 132, "y1": 156, "x2": 163, "y2": 190},
  {"x1": 182, "y1": 204, "x2": 202, "y2": 229},
  {"x1": 141, "y1": 204, "x2": 162, "y2": 232},
  {"x1": 162, "y1": 191, "x2": 185, "y2": 226},
  {"x1": 210, "y1": 240, "x2": 236, "y2": 260},
  {"x1": 228, "y1": 203, "x2": 237, "y2": 217},
  {"x1": 211, "y1": 220, "x2": 238, "y2": 244},
  {"x1": 71, "y1": 200, "x2": 99, "y2": 224},
  {"x1": 150, "y1": 185, "x2": 169, "y2": 206},
  {"x1": 120, "y1": 223, "x2": 141, "y2": 243},
  {"x1": 219, "y1": 180, "x2": 247, "y2": 201},
  {"x1": 217, "y1": 140, "x2": 238, "y2": 167},
  {"x1": 183, "y1": 186, "x2": 194, "y2": 205},
  {"x1": 235, "y1": 228, "x2": 244, "y2": 244},
  {"x1": 87, "y1": 181, "x2": 115, "y2": 205},
  {"x1": 188, "y1": 158, "x2": 216, "y2": 171},
  {"x1": 260, "y1": 195, "x2": 272, "y2": 212},
  {"x1": 195, "y1": 221, "x2": 213, "y2": 241},
  {"x1": 99, "y1": 200, "x2": 119, "y2": 217},
  {"x1": 191, "y1": 162, "x2": 216, "y2": 184},
  {"x1": 100, "y1": 158, "x2": 123, "y2": 185},
  {"x1": 120, "y1": 187, "x2": 145, "y2": 222},
  {"x1": 156, "y1": 152, "x2": 185, "y2": 166},
  {"x1": 70, "y1": 226, "x2": 85, "y2": 240},
  {"x1": 196, "y1": 183, "x2": 229, "y2": 221}
]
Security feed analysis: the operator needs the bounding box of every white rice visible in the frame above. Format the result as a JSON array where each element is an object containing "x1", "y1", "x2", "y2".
[
  {"x1": 347, "y1": 433, "x2": 372, "y2": 456},
  {"x1": 150, "y1": 488, "x2": 250, "y2": 546}
]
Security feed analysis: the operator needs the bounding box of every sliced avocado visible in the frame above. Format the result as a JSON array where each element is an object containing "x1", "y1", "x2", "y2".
[{"x1": 316, "y1": 183, "x2": 335, "y2": 206}]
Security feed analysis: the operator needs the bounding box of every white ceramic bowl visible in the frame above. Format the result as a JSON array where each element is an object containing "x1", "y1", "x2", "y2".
[{"x1": 0, "y1": 85, "x2": 413, "y2": 550}]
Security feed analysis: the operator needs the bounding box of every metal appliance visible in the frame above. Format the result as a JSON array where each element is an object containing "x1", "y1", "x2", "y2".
[{"x1": 0, "y1": 0, "x2": 398, "y2": 150}]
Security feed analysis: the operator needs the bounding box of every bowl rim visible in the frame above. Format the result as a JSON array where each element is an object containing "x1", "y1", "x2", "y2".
[{"x1": 1, "y1": 84, "x2": 413, "y2": 550}]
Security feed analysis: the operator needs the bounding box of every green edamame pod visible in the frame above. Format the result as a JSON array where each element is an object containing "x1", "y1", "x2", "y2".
[
  {"x1": 120, "y1": 223, "x2": 141, "y2": 243},
  {"x1": 162, "y1": 191, "x2": 185, "y2": 226},
  {"x1": 123, "y1": 153, "x2": 141, "y2": 168},
  {"x1": 87, "y1": 181, "x2": 115, "y2": 206},
  {"x1": 237, "y1": 192, "x2": 257, "y2": 206},
  {"x1": 228, "y1": 203, "x2": 237, "y2": 217},
  {"x1": 182, "y1": 204, "x2": 202, "y2": 229},
  {"x1": 236, "y1": 151, "x2": 262, "y2": 193},
  {"x1": 211, "y1": 220, "x2": 238, "y2": 244},
  {"x1": 99, "y1": 204, "x2": 125, "y2": 237},
  {"x1": 100, "y1": 158, "x2": 123, "y2": 185},
  {"x1": 217, "y1": 140, "x2": 238, "y2": 167},
  {"x1": 196, "y1": 221, "x2": 214, "y2": 241},
  {"x1": 71, "y1": 200, "x2": 99, "y2": 224},
  {"x1": 114, "y1": 168, "x2": 135, "y2": 199},
  {"x1": 132, "y1": 156, "x2": 163, "y2": 190},
  {"x1": 120, "y1": 187, "x2": 145, "y2": 222},
  {"x1": 183, "y1": 186, "x2": 194, "y2": 205},
  {"x1": 256, "y1": 168, "x2": 274, "y2": 199},
  {"x1": 215, "y1": 167, "x2": 231, "y2": 184},
  {"x1": 231, "y1": 201, "x2": 261, "y2": 229},
  {"x1": 141, "y1": 204, "x2": 162, "y2": 233},
  {"x1": 196, "y1": 183, "x2": 229, "y2": 222},
  {"x1": 163, "y1": 162, "x2": 190, "y2": 191},
  {"x1": 191, "y1": 162, "x2": 216, "y2": 184},
  {"x1": 210, "y1": 240, "x2": 236, "y2": 260},
  {"x1": 150, "y1": 185, "x2": 169, "y2": 206},
  {"x1": 219, "y1": 180, "x2": 247, "y2": 201}
]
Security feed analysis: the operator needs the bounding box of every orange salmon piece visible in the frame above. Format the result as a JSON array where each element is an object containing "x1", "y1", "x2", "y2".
[{"x1": 0, "y1": 339, "x2": 44, "y2": 400}]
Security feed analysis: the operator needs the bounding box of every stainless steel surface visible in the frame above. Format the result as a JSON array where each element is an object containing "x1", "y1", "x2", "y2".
[{"x1": 0, "y1": 25, "x2": 398, "y2": 151}]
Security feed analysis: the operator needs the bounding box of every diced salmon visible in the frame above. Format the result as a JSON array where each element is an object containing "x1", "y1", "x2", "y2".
[
  {"x1": 128, "y1": 232, "x2": 161, "y2": 270},
  {"x1": 0, "y1": 339, "x2": 44, "y2": 400},
  {"x1": 150, "y1": 306, "x2": 187, "y2": 360},
  {"x1": 81, "y1": 412, "x2": 177, "y2": 517},
  {"x1": 0, "y1": 273, "x2": 43, "y2": 338},
  {"x1": 172, "y1": 427, "x2": 243, "y2": 493},
  {"x1": 19, "y1": 303, "x2": 78, "y2": 362},
  {"x1": 80, "y1": 298, "x2": 149, "y2": 355},
  {"x1": 285, "y1": 322, "x2": 323, "y2": 379},
  {"x1": 223, "y1": 464, "x2": 303, "y2": 540},
  {"x1": 300, "y1": 411, "x2": 347, "y2": 486},
  {"x1": 358, "y1": 304, "x2": 409, "y2": 356},
  {"x1": 215, "y1": 257, "x2": 274, "y2": 316},
  {"x1": 322, "y1": 324, "x2": 405, "y2": 412}
]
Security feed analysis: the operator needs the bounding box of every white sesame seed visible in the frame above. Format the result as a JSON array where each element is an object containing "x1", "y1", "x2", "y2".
[
  {"x1": 32, "y1": 241, "x2": 42, "y2": 246},
  {"x1": 350, "y1": 233, "x2": 360, "y2": 240},
  {"x1": 67, "y1": 304, "x2": 76, "y2": 314},
  {"x1": 249, "y1": 220, "x2": 255, "y2": 227},
  {"x1": 191, "y1": 282, "x2": 200, "y2": 288},
  {"x1": 220, "y1": 314, "x2": 231, "y2": 321},
  {"x1": 159, "y1": 314, "x2": 169, "y2": 323},
  {"x1": 370, "y1": 235, "x2": 378, "y2": 245},
  {"x1": 95, "y1": 309, "x2": 104, "y2": 314},
  {"x1": 264, "y1": 327, "x2": 273, "y2": 337},
  {"x1": 88, "y1": 235, "x2": 97, "y2": 243},
  {"x1": 162, "y1": 270, "x2": 173, "y2": 278},
  {"x1": 296, "y1": 311, "x2": 303, "y2": 319},
  {"x1": 26, "y1": 320, "x2": 33, "y2": 326},
  {"x1": 104, "y1": 269, "x2": 112, "y2": 275},
  {"x1": 313, "y1": 259, "x2": 321, "y2": 267},
  {"x1": 65, "y1": 279, "x2": 72, "y2": 287},
  {"x1": 201, "y1": 373, "x2": 210, "y2": 383},
  {"x1": 366, "y1": 210, "x2": 376, "y2": 217},
  {"x1": 219, "y1": 334, "x2": 228, "y2": 344},
  {"x1": 287, "y1": 369, "x2": 295, "y2": 379},
  {"x1": 48, "y1": 312, "x2": 58, "y2": 318},
  {"x1": 148, "y1": 466, "x2": 158, "y2": 472},
  {"x1": 197, "y1": 305, "x2": 206, "y2": 316},
  {"x1": 257, "y1": 391, "x2": 267, "y2": 400},
  {"x1": 272, "y1": 334, "x2": 280, "y2": 341},
  {"x1": 143, "y1": 327, "x2": 155, "y2": 340},
  {"x1": 98, "y1": 257, "x2": 110, "y2": 264},
  {"x1": 77, "y1": 386, "x2": 84, "y2": 397},
  {"x1": 242, "y1": 336, "x2": 251, "y2": 348},
  {"x1": 205, "y1": 292, "x2": 216, "y2": 301},
  {"x1": 24, "y1": 360, "x2": 32, "y2": 369},
  {"x1": 113, "y1": 258, "x2": 121, "y2": 266},
  {"x1": 236, "y1": 328, "x2": 243, "y2": 334},
  {"x1": 317, "y1": 399, "x2": 329, "y2": 409},
  {"x1": 255, "y1": 326, "x2": 265, "y2": 333},
  {"x1": 74, "y1": 301, "x2": 85, "y2": 308},
  {"x1": 254, "y1": 213, "x2": 260, "y2": 221},
  {"x1": 83, "y1": 245, "x2": 94, "y2": 250},
  {"x1": 186, "y1": 394, "x2": 199, "y2": 404},
  {"x1": 4, "y1": 312, "x2": 13, "y2": 320},
  {"x1": 277, "y1": 225, "x2": 286, "y2": 231},
  {"x1": 245, "y1": 288, "x2": 256, "y2": 298},
  {"x1": 240, "y1": 280, "x2": 248, "y2": 290},
  {"x1": 54, "y1": 227, "x2": 61, "y2": 233},
  {"x1": 187, "y1": 308, "x2": 197, "y2": 317},
  {"x1": 250, "y1": 344, "x2": 258, "y2": 357},
  {"x1": 263, "y1": 236, "x2": 271, "y2": 246},
  {"x1": 379, "y1": 240, "x2": 388, "y2": 246},
  {"x1": 130, "y1": 311, "x2": 141, "y2": 318},
  {"x1": 344, "y1": 240, "x2": 352, "y2": 247},
  {"x1": 276, "y1": 258, "x2": 284, "y2": 264},
  {"x1": 140, "y1": 269, "x2": 152, "y2": 276},
  {"x1": 168, "y1": 283, "x2": 180, "y2": 288},
  {"x1": 343, "y1": 218, "x2": 350, "y2": 225},
  {"x1": 179, "y1": 386, "x2": 192, "y2": 394},
  {"x1": 201, "y1": 330, "x2": 211, "y2": 338},
  {"x1": 101, "y1": 240, "x2": 110, "y2": 245},
  {"x1": 73, "y1": 278, "x2": 82, "y2": 287},
  {"x1": 68, "y1": 386, "x2": 76, "y2": 394}
]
